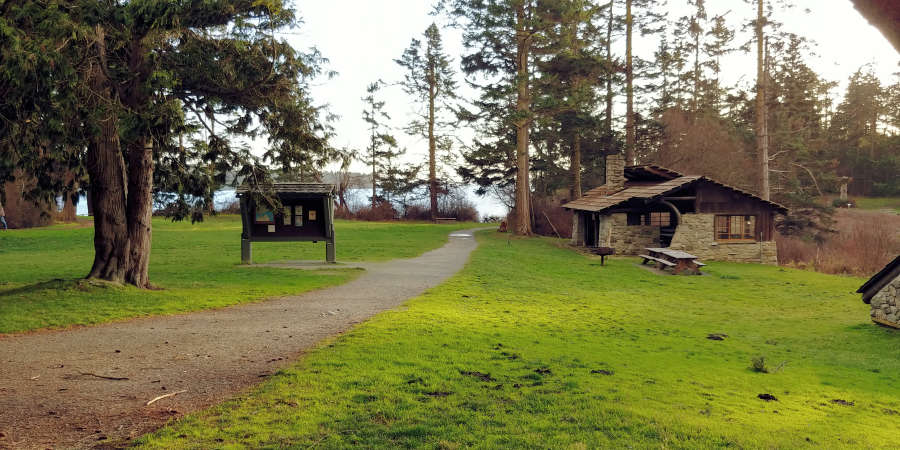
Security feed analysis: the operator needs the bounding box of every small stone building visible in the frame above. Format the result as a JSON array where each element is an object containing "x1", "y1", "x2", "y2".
[
  {"x1": 563, "y1": 155, "x2": 787, "y2": 264},
  {"x1": 858, "y1": 255, "x2": 900, "y2": 328}
]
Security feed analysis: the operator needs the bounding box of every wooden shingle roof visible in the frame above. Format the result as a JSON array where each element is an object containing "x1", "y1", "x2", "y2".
[
  {"x1": 564, "y1": 177, "x2": 701, "y2": 212},
  {"x1": 563, "y1": 168, "x2": 788, "y2": 214},
  {"x1": 236, "y1": 183, "x2": 335, "y2": 195}
]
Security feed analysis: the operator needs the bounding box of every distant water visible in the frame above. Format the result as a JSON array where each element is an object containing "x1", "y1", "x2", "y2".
[{"x1": 69, "y1": 185, "x2": 508, "y2": 219}]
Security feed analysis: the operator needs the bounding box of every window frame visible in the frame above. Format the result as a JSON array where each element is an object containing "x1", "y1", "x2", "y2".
[
  {"x1": 714, "y1": 214, "x2": 757, "y2": 242},
  {"x1": 648, "y1": 211, "x2": 671, "y2": 227},
  {"x1": 293, "y1": 205, "x2": 304, "y2": 227}
]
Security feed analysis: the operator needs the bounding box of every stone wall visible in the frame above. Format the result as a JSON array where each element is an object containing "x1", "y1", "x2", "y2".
[
  {"x1": 605, "y1": 154, "x2": 625, "y2": 191},
  {"x1": 571, "y1": 212, "x2": 584, "y2": 246},
  {"x1": 668, "y1": 214, "x2": 778, "y2": 265},
  {"x1": 600, "y1": 213, "x2": 660, "y2": 255},
  {"x1": 870, "y1": 275, "x2": 900, "y2": 328}
]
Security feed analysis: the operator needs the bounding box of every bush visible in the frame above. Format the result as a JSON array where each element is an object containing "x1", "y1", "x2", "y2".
[
  {"x1": 750, "y1": 356, "x2": 769, "y2": 373},
  {"x1": 831, "y1": 198, "x2": 854, "y2": 208},
  {"x1": 532, "y1": 196, "x2": 572, "y2": 239},
  {"x1": 776, "y1": 209, "x2": 900, "y2": 276},
  {"x1": 355, "y1": 201, "x2": 396, "y2": 221},
  {"x1": 2, "y1": 179, "x2": 53, "y2": 229}
]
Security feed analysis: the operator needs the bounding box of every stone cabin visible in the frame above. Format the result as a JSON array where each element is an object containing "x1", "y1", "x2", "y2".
[
  {"x1": 563, "y1": 155, "x2": 788, "y2": 264},
  {"x1": 857, "y1": 255, "x2": 900, "y2": 329}
]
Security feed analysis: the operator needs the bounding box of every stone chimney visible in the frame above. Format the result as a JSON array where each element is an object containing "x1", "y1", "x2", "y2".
[{"x1": 605, "y1": 153, "x2": 625, "y2": 191}]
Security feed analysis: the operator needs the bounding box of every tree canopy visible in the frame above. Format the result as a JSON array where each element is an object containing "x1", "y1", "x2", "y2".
[{"x1": 0, "y1": 0, "x2": 333, "y2": 287}]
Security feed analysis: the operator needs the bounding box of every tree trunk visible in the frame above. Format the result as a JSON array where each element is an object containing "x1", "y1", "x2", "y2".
[
  {"x1": 85, "y1": 33, "x2": 130, "y2": 283},
  {"x1": 371, "y1": 136, "x2": 377, "y2": 209},
  {"x1": 61, "y1": 171, "x2": 77, "y2": 222},
  {"x1": 125, "y1": 138, "x2": 154, "y2": 288},
  {"x1": 625, "y1": 0, "x2": 635, "y2": 165},
  {"x1": 571, "y1": 134, "x2": 582, "y2": 199},
  {"x1": 428, "y1": 73, "x2": 438, "y2": 221},
  {"x1": 514, "y1": 4, "x2": 532, "y2": 236},
  {"x1": 86, "y1": 190, "x2": 94, "y2": 216},
  {"x1": 755, "y1": 0, "x2": 770, "y2": 200},
  {"x1": 605, "y1": 0, "x2": 614, "y2": 149}
]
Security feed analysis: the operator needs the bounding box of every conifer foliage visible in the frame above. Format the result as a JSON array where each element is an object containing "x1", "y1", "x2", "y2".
[{"x1": 0, "y1": 1, "x2": 332, "y2": 287}]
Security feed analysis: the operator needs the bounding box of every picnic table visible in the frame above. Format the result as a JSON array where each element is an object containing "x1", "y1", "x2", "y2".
[{"x1": 639, "y1": 247, "x2": 705, "y2": 275}]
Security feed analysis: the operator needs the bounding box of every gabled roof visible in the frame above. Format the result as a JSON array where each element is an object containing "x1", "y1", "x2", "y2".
[
  {"x1": 857, "y1": 255, "x2": 900, "y2": 304},
  {"x1": 563, "y1": 165, "x2": 788, "y2": 214},
  {"x1": 236, "y1": 183, "x2": 335, "y2": 195},
  {"x1": 564, "y1": 176, "x2": 700, "y2": 212},
  {"x1": 625, "y1": 165, "x2": 684, "y2": 181}
]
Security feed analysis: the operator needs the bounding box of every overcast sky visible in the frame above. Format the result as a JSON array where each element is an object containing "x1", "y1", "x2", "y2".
[{"x1": 285, "y1": 0, "x2": 897, "y2": 215}]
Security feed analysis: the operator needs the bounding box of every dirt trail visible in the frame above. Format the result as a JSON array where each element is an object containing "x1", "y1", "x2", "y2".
[{"x1": 0, "y1": 229, "x2": 480, "y2": 449}]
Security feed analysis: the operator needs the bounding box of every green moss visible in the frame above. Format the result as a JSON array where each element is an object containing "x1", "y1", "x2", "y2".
[
  {"x1": 0, "y1": 216, "x2": 472, "y2": 333},
  {"x1": 138, "y1": 231, "x2": 899, "y2": 449}
]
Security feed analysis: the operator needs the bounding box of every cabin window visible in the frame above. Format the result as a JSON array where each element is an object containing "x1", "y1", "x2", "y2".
[
  {"x1": 282, "y1": 207, "x2": 292, "y2": 226},
  {"x1": 627, "y1": 212, "x2": 643, "y2": 226},
  {"x1": 715, "y1": 215, "x2": 756, "y2": 242},
  {"x1": 293, "y1": 206, "x2": 304, "y2": 227},
  {"x1": 649, "y1": 212, "x2": 671, "y2": 227}
]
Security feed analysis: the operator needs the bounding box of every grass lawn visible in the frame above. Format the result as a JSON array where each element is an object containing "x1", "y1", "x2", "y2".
[
  {"x1": 0, "y1": 216, "x2": 472, "y2": 334},
  {"x1": 140, "y1": 231, "x2": 900, "y2": 449},
  {"x1": 853, "y1": 196, "x2": 900, "y2": 213}
]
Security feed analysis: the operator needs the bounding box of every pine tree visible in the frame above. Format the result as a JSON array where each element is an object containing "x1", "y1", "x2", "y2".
[
  {"x1": 442, "y1": 0, "x2": 557, "y2": 235},
  {"x1": 1, "y1": 1, "x2": 331, "y2": 287},
  {"x1": 395, "y1": 23, "x2": 458, "y2": 220},
  {"x1": 625, "y1": 0, "x2": 666, "y2": 165},
  {"x1": 361, "y1": 81, "x2": 399, "y2": 209}
]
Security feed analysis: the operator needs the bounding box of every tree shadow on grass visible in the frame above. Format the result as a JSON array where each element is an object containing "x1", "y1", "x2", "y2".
[{"x1": 0, "y1": 278, "x2": 126, "y2": 297}]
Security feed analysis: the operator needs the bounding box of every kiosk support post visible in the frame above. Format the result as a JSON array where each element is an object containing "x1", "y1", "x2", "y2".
[
  {"x1": 241, "y1": 239, "x2": 252, "y2": 264},
  {"x1": 326, "y1": 240, "x2": 335, "y2": 263}
]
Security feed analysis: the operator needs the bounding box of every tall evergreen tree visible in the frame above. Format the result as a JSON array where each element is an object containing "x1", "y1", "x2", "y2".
[
  {"x1": 1, "y1": 1, "x2": 331, "y2": 287},
  {"x1": 442, "y1": 0, "x2": 557, "y2": 235},
  {"x1": 395, "y1": 23, "x2": 458, "y2": 220},
  {"x1": 624, "y1": 0, "x2": 666, "y2": 165},
  {"x1": 361, "y1": 81, "x2": 400, "y2": 208}
]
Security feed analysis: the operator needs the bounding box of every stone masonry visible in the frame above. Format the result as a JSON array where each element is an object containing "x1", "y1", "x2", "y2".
[
  {"x1": 571, "y1": 212, "x2": 584, "y2": 246},
  {"x1": 598, "y1": 213, "x2": 660, "y2": 255},
  {"x1": 668, "y1": 214, "x2": 778, "y2": 265},
  {"x1": 870, "y1": 274, "x2": 900, "y2": 327}
]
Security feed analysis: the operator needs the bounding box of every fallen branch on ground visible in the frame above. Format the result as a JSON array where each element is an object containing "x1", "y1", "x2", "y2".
[
  {"x1": 80, "y1": 372, "x2": 129, "y2": 381},
  {"x1": 146, "y1": 390, "x2": 187, "y2": 406}
]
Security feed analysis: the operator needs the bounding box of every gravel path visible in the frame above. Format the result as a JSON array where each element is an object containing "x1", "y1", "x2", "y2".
[{"x1": 0, "y1": 229, "x2": 480, "y2": 449}]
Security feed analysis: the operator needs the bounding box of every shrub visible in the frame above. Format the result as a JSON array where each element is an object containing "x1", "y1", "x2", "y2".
[
  {"x1": 355, "y1": 201, "x2": 396, "y2": 221},
  {"x1": 2, "y1": 179, "x2": 53, "y2": 229},
  {"x1": 750, "y1": 356, "x2": 769, "y2": 373},
  {"x1": 831, "y1": 198, "x2": 855, "y2": 208},
  {"x1": 532, "y1": 196, "x2": 572, "y2": 239},
  {"x1": 776, "y1": 209, "x2": 900, "y2": 276}
]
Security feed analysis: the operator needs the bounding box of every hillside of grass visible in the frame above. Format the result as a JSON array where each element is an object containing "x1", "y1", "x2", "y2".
[
  {"x1": 854, "y1": 196, "x2": 900, "y2": 213},
  {"x1": 0, "y1": 216, "x2": 471, "y2": 334},
  {"x1": 140, "y1": 230, "x2": 899, "y2": 449}
]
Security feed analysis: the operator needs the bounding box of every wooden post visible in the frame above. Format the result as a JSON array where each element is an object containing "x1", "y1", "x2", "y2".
[
  {"x1": 326, "y1": 240, "x2": 335, "y2": 263},
  {"x1": 239, "y1": 195, "x2": 252, "y2": 264},
  {"x1": 325, "y1": 194, "x2": 335, "y2": 263},
  {"x1": 241, "y1": 238, "x2": 252, "y2": 265}
]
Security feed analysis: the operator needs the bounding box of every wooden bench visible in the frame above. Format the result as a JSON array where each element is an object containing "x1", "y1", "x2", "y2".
[
  {"x1": 435, "y1": 217, "x2": 457, "y2": 224},
  {"x1": 692, "y1": 260, "x2": 706, "y2": 267},
  {"x1": 639, "y1": 254, "x2": 676, "y2": 268}
]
